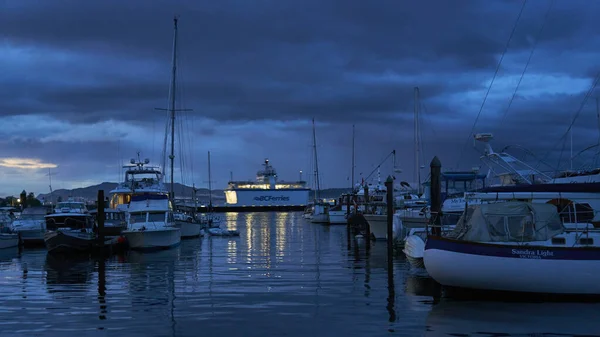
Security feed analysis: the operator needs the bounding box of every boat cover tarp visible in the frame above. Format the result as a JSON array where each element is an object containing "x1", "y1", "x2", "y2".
[{"x1": 450, "y1": 202, "x2": 564, "y2": 242}]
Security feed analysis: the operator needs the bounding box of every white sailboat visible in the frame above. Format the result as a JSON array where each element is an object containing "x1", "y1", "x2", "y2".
[
  {"x1": 161, "y1": 16, "x2": 202, "y2": 239},
  {"x1": 424, "y1": 201, "x2": 600, "y2": 295},
  {"x1": 329, "y1": 125, "x2": 355, "y2": 224},
  {"x1": 309, "y1": 118, "x2": 329, "y2": 224}
]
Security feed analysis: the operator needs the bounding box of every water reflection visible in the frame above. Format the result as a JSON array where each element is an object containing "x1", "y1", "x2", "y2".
[
  {"x1": 45, "y1": 254, "x2": 94, "y2": 291},
  {"x1": 2, "y1": 211, "x2": 598, "y2": 337},
  {"x1": 425, "y1": 300, "x2": 600, "y2": 336}
]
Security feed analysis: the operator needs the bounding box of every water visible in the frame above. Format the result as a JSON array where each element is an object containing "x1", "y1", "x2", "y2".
[{"x1": 1, "y1": 212, "x2": 599, "y2": 337}]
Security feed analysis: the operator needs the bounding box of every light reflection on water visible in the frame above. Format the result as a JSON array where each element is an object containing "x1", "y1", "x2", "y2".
[{"x1": 0, "y1": 212, "x2": 598, "y2": 337}]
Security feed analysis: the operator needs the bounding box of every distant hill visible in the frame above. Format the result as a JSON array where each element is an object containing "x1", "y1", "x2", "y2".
[
  {"x1": 36, "y1": 183, "x2": 351, "y2": 203},
  {"x1": 36, "y1": 182, "x2": 223, "y2": 203}
]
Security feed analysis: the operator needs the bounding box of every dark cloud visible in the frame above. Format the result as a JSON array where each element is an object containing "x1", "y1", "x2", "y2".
[{"x1": 1, "y1": 0, "x2": 600, "y2": 194}]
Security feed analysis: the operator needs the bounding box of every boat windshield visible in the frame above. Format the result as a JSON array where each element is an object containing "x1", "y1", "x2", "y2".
[
  {"x1": 56, "y1": 202, "x2": 85, "y2": 211},
  {"x1": 18, "y1": 214, "x2": 45, "y2": 221},
  {"x1": 130, "y1": 213, "x2": 147, "y2": 223},
  {"x1": 148, "y1": 212, "x2": 166, "y2": 223}
]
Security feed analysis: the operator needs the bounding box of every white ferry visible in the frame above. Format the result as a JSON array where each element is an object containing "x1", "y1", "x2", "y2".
[{"x1": 224, "y1": 159, "x2": 310, "y2": 208}]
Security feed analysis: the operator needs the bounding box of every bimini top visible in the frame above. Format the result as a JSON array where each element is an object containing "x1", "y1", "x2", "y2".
[{"x1": 449, "y1": 201, "x2": 564, "y2": 243}]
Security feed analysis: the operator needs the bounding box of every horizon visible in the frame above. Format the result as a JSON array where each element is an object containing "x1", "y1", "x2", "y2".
[{"x1": 2, "y1": 1, "x2": 600, "y2": 197}]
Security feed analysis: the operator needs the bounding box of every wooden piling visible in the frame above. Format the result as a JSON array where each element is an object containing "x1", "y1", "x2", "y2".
[
  {"x1": 346, "y1": 194, "x2": 351, "y2": 249},
  {"x1": 364, "y1": 184, "x2": 369, "y2": 213},
  {"x1": 97, "y1": 190, "x2": 105, "y2": 248},
  {"x1": 430, "y1": 156, "x2": 442, "y2": 237},
  {"x1": 385, "y1": 175, "x2": 394, "y2": 264}
]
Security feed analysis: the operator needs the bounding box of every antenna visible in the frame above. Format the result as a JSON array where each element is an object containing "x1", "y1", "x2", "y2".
[{"x1": 47, "y1": 169, "x2": 58, "y2": 205}]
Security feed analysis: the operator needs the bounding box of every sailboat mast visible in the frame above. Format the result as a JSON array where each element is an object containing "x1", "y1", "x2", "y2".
[
  {"x1": 414, "y1": 87, "x2": 421, "y2": 195},
  {"x1": 169, "y1": 16, "x2": 179, "y2": 200},
  {"x1": 312, "y1": 118, "x2": 321, "y2": 201},
  {"x1": 208, "y1": 151, "x2": 213, "y2": 208},
  {"x1": 351, "y1": 124, "x2": 355, "y2": 191}
]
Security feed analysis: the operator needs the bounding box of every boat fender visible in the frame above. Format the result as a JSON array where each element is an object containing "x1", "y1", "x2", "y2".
[{"x1": 117, "y1": 236, "x2": 127, "y2": 244}]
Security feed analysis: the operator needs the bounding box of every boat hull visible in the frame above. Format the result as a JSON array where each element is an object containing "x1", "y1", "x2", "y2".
[
  {"x1": 224, "y1": 189, "x2": 310, "y2": 207},
  {"x1": 424, "y1": 236, "x2": 600, "y2": 295},
  {"x1": 15, "y1": 229, "x2": 44, "y2": 244},
  {"x1": 0, "y1": 233, "x2": 19, "y2": 249},
  {"x1": 44, "y1": 230, "x2": 95, "y2": 254},
  {"x1": 328, "y1": 211, "x2": 347, "y2": 224},
  {"x1": 363, "y1": 214, "x2": 387, "y2": 240},
  {"x1": 122, "y1": 228, "x2": 181, "y2": 250},
  {"x1": 310, "y1": 213, "x2": 329, "y2": 224},
  {"x1": 174, "y1": 221, "x2": 202, "y2": 238}
]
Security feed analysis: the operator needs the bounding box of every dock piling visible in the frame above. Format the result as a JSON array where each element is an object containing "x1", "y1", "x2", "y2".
[
  {"x1": 385, "y1": 175, "x2": 394, "y2": 264},
  {"x1": 97, "y1": 190, "x2": 105, "y2": 248},
  {"x1": 430, "y1": 156, "x2": 442, "y2": 237}
]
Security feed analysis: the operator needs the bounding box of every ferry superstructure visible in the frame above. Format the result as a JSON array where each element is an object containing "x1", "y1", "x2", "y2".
[{"x1": 224, "y1": 159, "x2": 310, "y2": 209}]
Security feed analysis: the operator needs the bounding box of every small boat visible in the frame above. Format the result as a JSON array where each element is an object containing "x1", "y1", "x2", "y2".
[
  {"x1": 424, "y1": 201, "x2": 600, "y2": 295},
  {"x1": 44, "y1": 199, "x2": 97, "y2": 254},
  {"x1": 174, "y1": 212, "x2": 202, "y2": 239},
  {"x1": 121, "y1": 194, "x2": 181, "y2": 250},
  {"x1": 11, "y1": 206, "x2": 52, "y2": 245},
  {"x1": 207, "y1": 227, "x2": 240, "y2": 237},
  {"x1": 44, "y1": 228, "x2": 98, "y2": 254},
  {"x1": 328, "y1": 203, "x2": 349, "y2": 224}
]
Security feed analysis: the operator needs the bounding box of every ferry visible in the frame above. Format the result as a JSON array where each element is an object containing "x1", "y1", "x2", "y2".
[{"x1": 223, "y1": 159, "x2": 310, "y2": 211}]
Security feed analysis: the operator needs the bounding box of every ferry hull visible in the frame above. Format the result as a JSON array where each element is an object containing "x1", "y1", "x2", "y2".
[
  {"x1": 224, "y1": 189, "x2": 310, "y2": 207},
  {"x1": 424, "y1": 236, "x2": 600, "y2": 295}
]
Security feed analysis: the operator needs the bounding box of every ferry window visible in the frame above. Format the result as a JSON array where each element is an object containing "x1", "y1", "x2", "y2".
[
  {"x1": 130, "y1": 213, "x2": 146, "y2": 223},
  {"x1": 148, "y1": 212, "x2": 165, "y2": 222}
]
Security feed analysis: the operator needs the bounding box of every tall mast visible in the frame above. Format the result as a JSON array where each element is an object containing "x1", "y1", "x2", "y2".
[
  {"x1": 208, "y1": 151, "x2": 213, "y2": 209},
  {"x1": 169, "y1": 16, "x2": 179, "y2": 201},
  {"x1": 312, "y1": 118, "x2": 321, "y2": 201},
  {"x1": 414, "y1": 87, "x2": 421, "y2": 194},
  {"x1": 351, "y1": 124, "x2": 355, "y2": 191}
]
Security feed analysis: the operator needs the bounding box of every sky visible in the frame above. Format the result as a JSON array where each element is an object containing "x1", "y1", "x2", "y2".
[{"x1": 2, "y1": 0, "x2": 600, "y2": 197}]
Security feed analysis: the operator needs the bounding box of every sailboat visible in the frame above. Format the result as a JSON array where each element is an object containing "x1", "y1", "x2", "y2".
[
  {"x1": 161, "y1": 16, "x2": 201, "y2": 239},
  {"x1": 329, "y1": 124, "x2": 355, "y2": 224},
  {"x1": 310, "y1": 118, "x2": 330, "y2": 224},
  {"x1": 205, "y1": 151, "x2": 222, "y2": 228},
  {"x1": 121, "y1": 17, "x2": 184, "y2": 250}
]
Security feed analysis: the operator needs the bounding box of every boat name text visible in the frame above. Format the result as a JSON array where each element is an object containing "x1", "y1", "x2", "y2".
[
  {"x1": 253, "y1": 195, "x2": 291, "y2": 202},
  {"x1": 511, "y1": 248, "x2": 554, "y2": 259}
]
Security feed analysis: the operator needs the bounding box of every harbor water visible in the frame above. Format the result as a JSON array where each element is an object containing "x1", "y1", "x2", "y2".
[{"x1": 1, "y1": 212, "x2": 599, "y2": 336}]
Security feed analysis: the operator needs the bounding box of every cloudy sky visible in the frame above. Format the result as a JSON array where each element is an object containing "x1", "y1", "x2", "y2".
[{"x1": 1, "y1": 0, "x2": 600, "y2": 197}]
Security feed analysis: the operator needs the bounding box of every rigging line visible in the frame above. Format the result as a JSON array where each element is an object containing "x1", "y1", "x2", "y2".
[
  {"x1": 500, "y1": 0, "x2": 554, "y2": 127},
  {"x1": 455, "y1": 0, "x2": 528, "y2": 168},
  {"x1": 548, "y1": 72, "x2": 600, "y2": 173}
]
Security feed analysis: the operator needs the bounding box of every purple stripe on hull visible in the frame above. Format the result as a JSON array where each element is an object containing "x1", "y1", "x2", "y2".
[{"x1": 425, "y1": 236, "x2": 600, "y2": 261}]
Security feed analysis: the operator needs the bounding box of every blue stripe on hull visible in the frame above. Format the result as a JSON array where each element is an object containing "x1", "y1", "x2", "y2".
[
  {"x1": 130, "y1": 241, "x2": 180, "y2": 252},
  {"x1": 425, "y1": 236, "x2": 600, "y2": 261}
]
